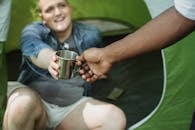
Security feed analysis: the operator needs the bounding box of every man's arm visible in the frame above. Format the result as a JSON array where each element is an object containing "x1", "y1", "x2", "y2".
[
  {"x1": 79, "y1": 7, "x2": 195, "y2": 82},
  {"x1": 30, "y1": 48, "x2": 54, "y2": 69},
  {"x1": 103, "y1": 7, "x2": 195, "y2": 64},
  {"x1": 30, "y1": 48, "x2": 60, "y2": 79},
  {"x1": 20, "y1": 23, "x2": 60, "y2": 79}
]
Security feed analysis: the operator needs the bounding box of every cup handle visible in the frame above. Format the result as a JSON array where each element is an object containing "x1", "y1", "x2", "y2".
[{"x1": 72, "y1": 62, "x2": 87, "y2": 74}]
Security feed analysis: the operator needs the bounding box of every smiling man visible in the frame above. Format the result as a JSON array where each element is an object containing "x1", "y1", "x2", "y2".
[{"x1": 3, "y1": 0, "x2": 126, "y2": 130}]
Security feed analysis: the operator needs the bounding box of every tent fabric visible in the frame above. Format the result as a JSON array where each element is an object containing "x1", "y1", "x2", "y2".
[
  {"x1": 0, "y1": 42, "x2": 8, "y2": 126},
  {"x1": 0, "y1": 0, "x2": 11, "y2": 126},
  {"x1": 128, "y1": 1, "x2": 173, "y2": 129},
  {"x1": 0, "y1": 0, "x2": 12, "y2": 42},
  {"x1": 190, "y1": 112, "x2": 195, "y2": 130},
  {"x1": 144, "y1": 0, "x2": 173, "y2": 18},
  {"x1": 128, "y1": 1, "x2": 195, "y2": 130}
]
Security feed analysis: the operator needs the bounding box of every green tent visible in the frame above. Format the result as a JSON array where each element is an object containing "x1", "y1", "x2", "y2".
[
  {"x1": 1, "y1": 0, "x2": 195, "y2": 130},
  {"x1": 128, "y1": 1, "x2": 195, "y2": 130}
]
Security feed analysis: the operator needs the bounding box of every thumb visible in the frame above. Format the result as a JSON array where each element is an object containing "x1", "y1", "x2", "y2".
[
  {"x1": 76, "y1": 54, "x2": 85, "y2": 62},
  {"x1": 83, "y1": 48, "x2": 101, "y2": 63}
]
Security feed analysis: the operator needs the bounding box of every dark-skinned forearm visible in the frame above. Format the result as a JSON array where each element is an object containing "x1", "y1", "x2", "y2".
[{"x1": 103, "y1": 7, "x2": 195, "y2": 64}]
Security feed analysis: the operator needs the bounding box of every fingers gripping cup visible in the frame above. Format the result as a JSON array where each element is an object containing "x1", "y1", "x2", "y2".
[{"x1": 56, "y1": 50, "x2": 79, "y2": 79}]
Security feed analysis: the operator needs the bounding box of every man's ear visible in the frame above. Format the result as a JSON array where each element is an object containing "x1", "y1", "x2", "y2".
[{"x1": 39, "y1": 13, "x2": 46, "y2": 24}]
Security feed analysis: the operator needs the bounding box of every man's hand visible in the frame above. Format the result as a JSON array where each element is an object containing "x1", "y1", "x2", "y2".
[
  {"x1": 48, "y1": 52, "x2": 60, "y2": 79},
  {"x1": 76, "y1": 48, "x2": 112, "y2": 83}
]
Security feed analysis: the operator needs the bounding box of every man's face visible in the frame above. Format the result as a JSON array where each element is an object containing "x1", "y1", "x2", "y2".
[{"x1": 39, "y1": 0, "x2": 72, "y2": 33}]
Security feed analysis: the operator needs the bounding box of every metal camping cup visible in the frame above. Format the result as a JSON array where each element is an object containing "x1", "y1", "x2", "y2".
[{"x1": 56, "y1": 50, "x2": 79, "y2": 79}]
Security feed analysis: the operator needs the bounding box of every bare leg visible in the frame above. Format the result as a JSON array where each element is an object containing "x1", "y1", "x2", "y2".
[
  {"x1": 3, "y1": 87, "x2": 46, "y2": 130},
  {"x1": 56, "y1": 98, "x2": 126, "y2": 130}
]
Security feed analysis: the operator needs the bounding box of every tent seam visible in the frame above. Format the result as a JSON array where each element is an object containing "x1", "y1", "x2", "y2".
[{"x1": 128, "y1": 50, "x2": 167, "y2": 130}]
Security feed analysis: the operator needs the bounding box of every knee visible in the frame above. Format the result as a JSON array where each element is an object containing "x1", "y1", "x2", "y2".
[
  {"x1": 104, "y1": 104, "x2": 127, "y2": 128},
  {"x1": 6, "y1": 89, "x2": 41, "y2": 122},
  {"x1": 7, "y1": 94, "x2": 33, "y2": 118},
  {"x1": 84, "y1": 101, "x2": 126, "y2": 130}
]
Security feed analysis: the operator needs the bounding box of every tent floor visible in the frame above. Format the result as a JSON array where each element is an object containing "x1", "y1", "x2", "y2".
[{"x1": 6, "y1": 34, "x2": 164, "y2": 128}]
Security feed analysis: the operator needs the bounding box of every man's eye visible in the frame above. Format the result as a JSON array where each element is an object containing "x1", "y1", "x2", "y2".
[
  {"x1": 45, "y1": 7, "x2": 53, "y2": 13},
  {"x1": 59, "y1": 3, "x2": 66, "y2": 8}
]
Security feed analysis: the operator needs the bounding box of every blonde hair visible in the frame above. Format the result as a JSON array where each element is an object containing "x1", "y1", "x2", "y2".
[{"x1": 38, "y1": 0, "x2": 69, "y2": 13}]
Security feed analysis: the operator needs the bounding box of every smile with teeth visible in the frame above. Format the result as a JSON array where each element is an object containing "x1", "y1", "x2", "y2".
[{"x1": 55, "y1": 17, "x2": 65, "y2": 22}]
